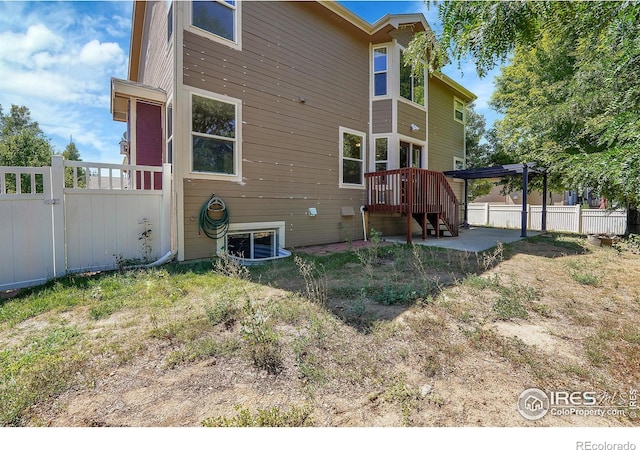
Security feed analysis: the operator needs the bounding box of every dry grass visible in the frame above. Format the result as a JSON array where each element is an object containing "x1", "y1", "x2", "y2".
[{"x1": 1, "y1": 233, "x2": 638, "y2": 427}]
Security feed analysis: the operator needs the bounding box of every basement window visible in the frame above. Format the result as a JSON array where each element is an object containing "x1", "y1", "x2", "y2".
[{"x1": 220, "y1": 222, "x2": 290, "y2": 265}]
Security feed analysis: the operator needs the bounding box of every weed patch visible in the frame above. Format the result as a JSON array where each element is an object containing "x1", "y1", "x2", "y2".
[
  {"x1": 0, "y1": 326, "x2": 85, "y2": 425},
  {"x1": 202, "y1": 404, "x2": 313, "y2": 427}
]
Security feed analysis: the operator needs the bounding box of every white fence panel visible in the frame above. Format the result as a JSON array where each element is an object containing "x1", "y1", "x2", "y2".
[
  {"x1": 64, "y1": 160, "x2": 166, "y2": 273},
  {"x1": 530, "y1": 205, "x2": 581, "y2": 233},
  {"x1": 487, "y1": 205, "x2": 522, "y2": 229},
  {"x1": 469, "y1": 202, "x2": 627, "y2": 235},
  {"x1": 467, "y1": 203, "x2": 488, "y2": 226},
  {"x1": 0, "y1": 166, "x2": 57, "y2": 290},
  {"x1": 1, "y1": 157, "x2": 171, "y2": 291},
  {"x1": 65, "y1": 191, "x2": 163, "y2": 272},
  {"x1": 582, "y1": 209, "x2": 626, "y2": 235}
]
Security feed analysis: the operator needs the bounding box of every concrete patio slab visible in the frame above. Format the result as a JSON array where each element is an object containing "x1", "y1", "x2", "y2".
[{"x1": 383, "y1": 227, "x2": 541, "y2": 252}]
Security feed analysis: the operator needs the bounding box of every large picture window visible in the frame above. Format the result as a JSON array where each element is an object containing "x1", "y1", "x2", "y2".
[
  {"x1": 340, "y1": 127, "x2": 366, "y2": 188},
  {"x1": 191, "y1": 1, "x2": 239, "y2": 46},
  {"x1": 191, "y1": 93, "x2": 239, "y2": 176},
  {"x1": 399, "y1": 50, "x2": 425, "y2": 106}
]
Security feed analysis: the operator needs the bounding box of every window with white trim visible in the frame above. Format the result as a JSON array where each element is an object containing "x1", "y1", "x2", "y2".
[
  {"x1": 374, "y1": 137, "x2": 388, "y2": 172},
  {"x1": 227, "y1": 229, "x2": 278, "y2": 260},
  {"x1": 453, "y1": 156, "x2": 465, "y2": 171},
  {"x1": 339, "y1": 127, "x2": 366, "y2": 188},
  {"x1": 373, "y1": 46, "x2": 388, "y2": 96},
  {"x1": 167, "y1": 0, "x2": 173, "y2": 42},
  {"x1": 191, "y1": 92, "x2": 239, "y2": 176},
  {"x1": 191, "y1": 0, "x2": 239, "y2": 47},
  {"x1": 454, "y1": 97, "x2": 465, "y2": 123},
  {"x1": 399, "y1": 50, "x2": 425, "y2": 106},
  {"x1": 400, "y1": 141, "x2": 423, "y2": 168}
]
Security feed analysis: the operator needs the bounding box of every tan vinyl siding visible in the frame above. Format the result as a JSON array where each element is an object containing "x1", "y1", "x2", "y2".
[
  {"x1": 181, "y1": 1, "x2": 370, "y2": 259},
  {"x1": 397, "y1": 100, "x2": 426, "y2": 141},
  {"x1": 372, "y1": 99, "x2": 393, "y2": 134},
  {"x1": 428, "y1": 76, "x2": 466, "y2": 217},
  {"x1": 389, "y1": 28, "x2": 415, "y2": 48},
  {"x1": 139, "y1": 1, "x2": 174, "y2": 96}
]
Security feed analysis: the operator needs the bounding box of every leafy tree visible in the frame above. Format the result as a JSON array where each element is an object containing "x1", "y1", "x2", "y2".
[
  {"x1": 407, "y1": 1, "x2": 640, "y2": 231},
  {"x1": 0, "y1": 104, "x2": 53, "y2": 167},
  {"x1": 62, "y1": 141, "x2": 86, "y2": 188},
  {"x1": 0, "y1": 104, "x2": 53, "y2": 193},
  {"x1": 463, "y1": 103, "x2": 493, "y2": 200}
]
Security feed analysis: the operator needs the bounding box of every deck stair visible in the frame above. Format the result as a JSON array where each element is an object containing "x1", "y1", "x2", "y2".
[{"x1": 365, "y1": 168, "x2": 459, "y2": 243}]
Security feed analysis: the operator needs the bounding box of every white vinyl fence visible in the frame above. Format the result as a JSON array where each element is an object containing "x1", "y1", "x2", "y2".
[
  {"x1": 1, "y1": 156, "x2": 172, "y2": 291},
  {"x1": 468, "y1": 203, "x2": 626, "y2": 235}
]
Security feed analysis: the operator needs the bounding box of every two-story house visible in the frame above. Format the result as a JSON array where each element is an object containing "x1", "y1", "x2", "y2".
[{"x1": 110, "y1": 1, "x2": 476, "y2": 262}]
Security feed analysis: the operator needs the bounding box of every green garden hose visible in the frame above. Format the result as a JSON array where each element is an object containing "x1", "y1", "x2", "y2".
[{"x1": 198, "y1": 193, "x2": 229, "y2": 239}]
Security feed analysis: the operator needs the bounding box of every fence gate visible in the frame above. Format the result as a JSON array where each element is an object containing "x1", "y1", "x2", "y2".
[
  {"x1": 0, "y1": 163, "x2": 65, "y2": 290},
  {"x1": 1, "y1": 156, "x2": 171, "y2": 292}
]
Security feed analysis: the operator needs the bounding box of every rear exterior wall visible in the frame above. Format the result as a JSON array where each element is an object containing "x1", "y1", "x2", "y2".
[
  {"x1": 428, "y1": 76, "x2": 466, "y2": 215},
  {"x1": 181, "y1": 1, "x2": 370, "y2": 259}
]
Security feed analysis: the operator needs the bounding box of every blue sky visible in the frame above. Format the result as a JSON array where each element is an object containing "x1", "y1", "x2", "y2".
[{"x1": 0, "y1": 0, "x2": 501, "y2": 164}]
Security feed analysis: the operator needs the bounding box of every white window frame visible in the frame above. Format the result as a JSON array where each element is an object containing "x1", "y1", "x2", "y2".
[
  {"x1": 339, "y1": 127, "x2": 366, "y2": 189},
  {"x1": 372, "y1": 45, "x2": 389, "y2": 98},
  {"x1": 399, "y1": 140, "x2": 424, "y2": 169},
  {"x1": 216, "y1": 221, "x2": 286, "y2": 256},
  {"x1": 454, "y1": 97, "x2": 465, "y2": 123},
  {"x1": 452, "y1": 156, "x2": 465, "y2": 182},
  {"x1": 166, "y1": 97, "x2": 173, "y2": 164},
  {"x1": 187, "y1": 88, "x2": 242, "y2": 182},
  {"x1": 373, "y1": 136, "x2": 389, "y2": 172},
  {"x1": 399, "y1": 48, "x2": 426, "y2": 108},
  {"x1": 188, "y1": 0, "x2": 242, "y2": 51}
]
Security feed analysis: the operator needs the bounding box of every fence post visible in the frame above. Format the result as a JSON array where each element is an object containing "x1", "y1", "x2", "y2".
[
  {"x1": 576, "y1": 205, "x2": 582, "y2": 234},
  {"x1": 50, "y1": 155, "x2": 66, "y2": 278},
  {"x1": 484, "y1": 202, "x2": 490, "y2": 225},
  {"x1": 160, "y1": 163, "x2": 172, "y2": 255}
]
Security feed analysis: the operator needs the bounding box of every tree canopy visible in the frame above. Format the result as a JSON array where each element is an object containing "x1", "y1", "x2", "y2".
[
  {"x1": 0, "y1": 104, "x2": 53, "y2": 168},
  {"x1": 407, "y1": 1, "x2": 640, "y2": 209}
]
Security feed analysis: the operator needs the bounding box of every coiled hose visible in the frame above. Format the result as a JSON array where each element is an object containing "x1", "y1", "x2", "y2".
[{"x1": 198, "y1": 193, "x2": 229, "y2": 239}]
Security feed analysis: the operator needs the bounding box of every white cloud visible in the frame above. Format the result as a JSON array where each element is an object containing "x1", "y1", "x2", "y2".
[
  {"x1": 0, "y1": 1, "x2": 131, "y2": 164},
  {"x1": 0, "y1": 24, "x2": 64, "y2": 65},
  {"x1": 79, "y1": 40, "x2": 125, "y2": 67}
]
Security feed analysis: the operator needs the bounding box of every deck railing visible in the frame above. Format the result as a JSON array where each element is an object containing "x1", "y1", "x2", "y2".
[{"x1": 365, "y1": 167, "x2": 459, "y2": 239}]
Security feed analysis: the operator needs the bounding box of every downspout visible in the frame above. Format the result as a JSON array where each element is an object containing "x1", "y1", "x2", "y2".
[
  {"x1": 360, "y1": 205, "x2": 367, "y2": 241},
  {"x1": 125, "y1": 250, "x2": 177, "y2": 270}
]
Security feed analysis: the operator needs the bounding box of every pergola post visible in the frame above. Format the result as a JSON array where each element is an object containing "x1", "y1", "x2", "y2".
[
  {"x1": 462, "y1": 178, "x2": 470, "y2": 229},
  {"x1": 541, "y1": 171, "x2": 548, "y2": 232},
  {"x1": 521, "y1": 163, "x2": 528, "y2": 237}
]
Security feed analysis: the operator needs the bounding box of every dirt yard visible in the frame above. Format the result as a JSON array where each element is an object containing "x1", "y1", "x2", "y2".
[{"x1": 3, "y1": 234, "x2": 639, "y2": 427}]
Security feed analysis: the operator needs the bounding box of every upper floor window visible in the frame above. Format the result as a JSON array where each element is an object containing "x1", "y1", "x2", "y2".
[
  {"x1": 399, "y1": 50, "x2": 425, "y2": 106},
  {"x1": 340, "y1": 127, "x2": 366, "y2": 188},
  {"x1": 192, "y1": 1, "x2": 239, "y2": 47},
  {"x1": 191, "y1": 92, "x2": 240, "y2": 178},
  {"x1": 167, "y1": 0, "x2": 173, "y2": 42},
  {"x1": 373, "y1": 47, "x2": 388, "y2": 96},
  {"x1": 454, "y1": 97, "x2": 465, "y2": 123}
]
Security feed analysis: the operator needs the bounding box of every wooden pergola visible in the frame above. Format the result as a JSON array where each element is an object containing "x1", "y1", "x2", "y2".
[{"x1": 443, "y1": 163, "x2": 548, "y2": 237}]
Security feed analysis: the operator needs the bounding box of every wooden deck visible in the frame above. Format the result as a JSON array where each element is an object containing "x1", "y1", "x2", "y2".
[{"x1": 364, "y1": 168, "x2": 459, "y2": 243}]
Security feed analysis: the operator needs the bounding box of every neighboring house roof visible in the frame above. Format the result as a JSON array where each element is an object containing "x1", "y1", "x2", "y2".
[{"x1": 126, "y1": 0, "x2": 476, "y2": 103}]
